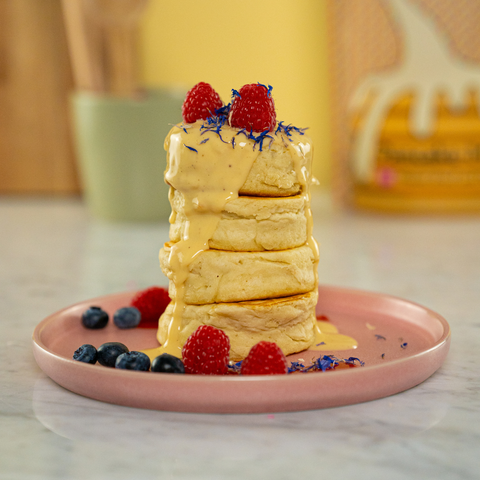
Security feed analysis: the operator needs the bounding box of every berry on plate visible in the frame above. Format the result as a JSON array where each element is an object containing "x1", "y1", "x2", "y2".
[
  {"x1": 73, "y1": 344, "x2": 97, "y2": 364},
  {"x1": 131, "y1": 286, "x2": 170, "y2": 328},
  {"x1": 240, "y1": 341, "x2": 288, "y2": 375},
  {"x1": 115, "y1": 351, "x2": 151, "y2": 371},
  {"x1": 182, "y1": 82, "x2": 223, "y2": 124},
  {"x1": 182, "y1": 325, "x2": 230, "y2": 375},
  {"x1": 81, "y1": 306, "x2": 109, "y2": 329},
  {"x1": 229, "y1": 83, "x2": 276, "y2": 133},
  {"x1": 113, "y1": 306, "x2": 141, "y2": 329},
  {"x1": 97, "y1": 342, "x2": 129, "y2": 368},
  {"x1": 151, "y1": 353, "x2": 185, "y2": 374}
]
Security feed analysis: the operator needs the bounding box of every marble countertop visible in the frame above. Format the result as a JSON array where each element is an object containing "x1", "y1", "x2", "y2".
[{"x1": 1, "y1": 195, "x2": 479, "y2": 479}]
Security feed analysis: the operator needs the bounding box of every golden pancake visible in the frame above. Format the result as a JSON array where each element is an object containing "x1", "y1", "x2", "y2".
[
  {"x1": 169, "y1": 189, "x2": 308, "y2": 251},
  {"x1": 157, "y1": 290, "x2": 318, "y2": 361},
  {"x1": 159, "y1": 107, "x2": 319, "y2": 361},
  {"x1": 164, "y1": 121, "x2": 313, "y2": 197},
  {"x1": 239, "y1": 140, "x2": 309, "y2": 196},
  {"x1": 159, "y1": 243, "x2": 317, "y2": 305}
]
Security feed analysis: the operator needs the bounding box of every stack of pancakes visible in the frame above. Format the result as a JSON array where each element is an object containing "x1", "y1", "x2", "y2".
[{"x1": 158, "y1": 123, "x2": 319, "y2": 361}]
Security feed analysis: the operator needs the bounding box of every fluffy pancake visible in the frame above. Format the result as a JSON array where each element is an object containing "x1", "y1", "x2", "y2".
[
  {"x1": 169, "y1": 189, "x2": 308, "y2": 251},
  {"x1": 164, "y1": 121, "x2": 313, "y2": 197},
  {"x1": 238, "y1": 140, "x2": 308, "y2": 196},
  {"x1": 157, "y1": 290, "x2": 318, "y2": 360},
  {"x1": 160, "y1": 243, "x2": 317, "y2": 305}
]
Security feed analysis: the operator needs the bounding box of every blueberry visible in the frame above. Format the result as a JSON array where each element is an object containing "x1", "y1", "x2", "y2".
[
  {"x1": 151, "y1": 353, "x2": 185, "y2": 374},
  {"x1": 115, "y1": 351, "x2": 151, "y2": 371},
  {"x1": 113, "y1": 306, "x2": 141, "y2": 329},
  {"x1": 97, "y1": 342, "x2": 129, "y2": 367},
  {"x1": 82, "y1": 306, "x2": 109, "y2": 329},
  {"x1": 73, "y1": 344, "x2": 97, "y2": 364}
]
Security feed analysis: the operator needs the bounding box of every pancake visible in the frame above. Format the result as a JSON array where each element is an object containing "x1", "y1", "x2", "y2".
[
  {"x1": 238, "y1": 140, "x2": 309, "y2": 196},
  {"x1": 157, "y1": 290, "x2": 318, "y2": 361},
  {"x1": 169, "y1": 189, "x2": 308, "y2": 251},
  {"x1": 159, "y1": 243, "x2": 317, "y2": 305},
  {"x1": 159, "y1": 99, "x2": 319, "y2": 361},
  {"x1": 164, "y1": 121, "x2": 313, "y2": 197}
]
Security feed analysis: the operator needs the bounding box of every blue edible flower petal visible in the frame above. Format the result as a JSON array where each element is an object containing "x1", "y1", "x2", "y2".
[
  {"x1": 246, "y1": 129, "x2": 273, "y2": 152},
  {"x1": 288, "y1": 354, "x2": 366, "y2": 374},
  {"x1": 215, "y1": 103, "x2": 231, "y2": 117},
  {"x1": 184, "y1": 144, "x2": 198, "y2": 153},
  {"x1": 257, "y1": 82, "x2": 273, "y2": 97},
  {"x1": 288, "y1": 361, "x2": 306, "y2": 373},
  {"x1": 228, "y1": 361, "x2": 243, "y2": 374},
  {"x1": 275, "y1": 120, "x2": 307, "y2": 138},
  {"x1": 401, "y1": 342, "x2": 408, "y2": 349},
  {"x1": 345, "y1": 357, "x2": 365, "y2": 367},
  {"x1": 200, "y1": 114, "x2": 230, "y2": 144},
  {"x1": 313, "y1": 355, "x2": 338, "y2": 372}
]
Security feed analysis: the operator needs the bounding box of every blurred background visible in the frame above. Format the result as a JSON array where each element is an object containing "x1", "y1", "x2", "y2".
[{"x1": 2, "y1": 0, "x2": 480, "y2": 218}]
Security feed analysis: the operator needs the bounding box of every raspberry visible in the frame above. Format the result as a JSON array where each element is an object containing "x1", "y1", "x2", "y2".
[
  {"x1": 131, "y1": 286, "x2": 170, "y2": 328},
  {"x1": 182, "y1": 325, "x2": 230, "y2": 375},
  {"x1": 240, "y1": 341, "x2": 288, "y2": 375},
  {"x1": 229, "y1": 83, "x2": 276, "y2": 133},
  {"x1": 182, "y1": 82, "x2": 223, "y2": 124}
]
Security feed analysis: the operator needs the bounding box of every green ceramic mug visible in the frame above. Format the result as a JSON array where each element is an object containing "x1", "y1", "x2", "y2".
[{"x1": 71, "y1": 89, "x2": 184, "y2": 221}]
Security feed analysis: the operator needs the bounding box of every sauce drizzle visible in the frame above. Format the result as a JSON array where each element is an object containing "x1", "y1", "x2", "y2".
[{"x1": 145, "y1": 119, "x2": 318, "y2": 360}]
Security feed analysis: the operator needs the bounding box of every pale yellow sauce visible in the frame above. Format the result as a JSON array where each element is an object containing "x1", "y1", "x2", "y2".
[
  {"x1": 310, "y1": 321, "x2": 358, "y2": 351},
  {"x1": 143, "y1": 119, "x2": 336, "y2": 363}
]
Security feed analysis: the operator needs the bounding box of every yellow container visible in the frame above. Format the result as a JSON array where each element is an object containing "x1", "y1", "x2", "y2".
[
  {"x1": 352, "y1": 93, "x2": 480, "y2": 213},
  {"x1": 327, "y1": 0, "x2": 480, "y2": 213}
]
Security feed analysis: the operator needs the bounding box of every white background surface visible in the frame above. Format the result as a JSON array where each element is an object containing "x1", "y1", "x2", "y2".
[{"x1": 1, "y1": 194, "x2": 479, "y2": 479}]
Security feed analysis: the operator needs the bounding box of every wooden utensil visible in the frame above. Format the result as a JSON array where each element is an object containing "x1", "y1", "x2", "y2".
[
  {"x1": 61, "y1": 0, "x2": 105, "y2": 92},
  {"x1": 85, "y1": 0, "x2": 148, "y2": 97}
]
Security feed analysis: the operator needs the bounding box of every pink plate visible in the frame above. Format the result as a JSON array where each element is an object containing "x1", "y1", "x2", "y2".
[{"x1": 32, "y1": 286, "x2": 450, "y2": 413}]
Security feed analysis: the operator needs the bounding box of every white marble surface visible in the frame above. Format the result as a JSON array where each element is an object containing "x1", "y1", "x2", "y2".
[{"x1": 1, "y1": 194, "x2": 479, "y2": 480}]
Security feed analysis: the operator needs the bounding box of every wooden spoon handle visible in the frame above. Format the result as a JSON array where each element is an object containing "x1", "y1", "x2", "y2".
[{"x1": 61, "y1": 0, "x2": 105, "y2": 92}]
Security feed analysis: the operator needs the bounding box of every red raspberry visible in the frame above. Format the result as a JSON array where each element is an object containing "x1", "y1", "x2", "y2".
[
  {"x1": 182, "y1": 82, "x2": 223, "y2": 124},
  {"x1": 240, "y1": 341, "x2": 288, "y2": 375},
  {"x1": 131, "y1": 286, "x2": 170, "y2": 329},
  {"x1": 182, "y1": 325, "x2": 230, "y2": 375},
  {"x1": 229, "y1": 83, "x2": 276, "y2": 133}
]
